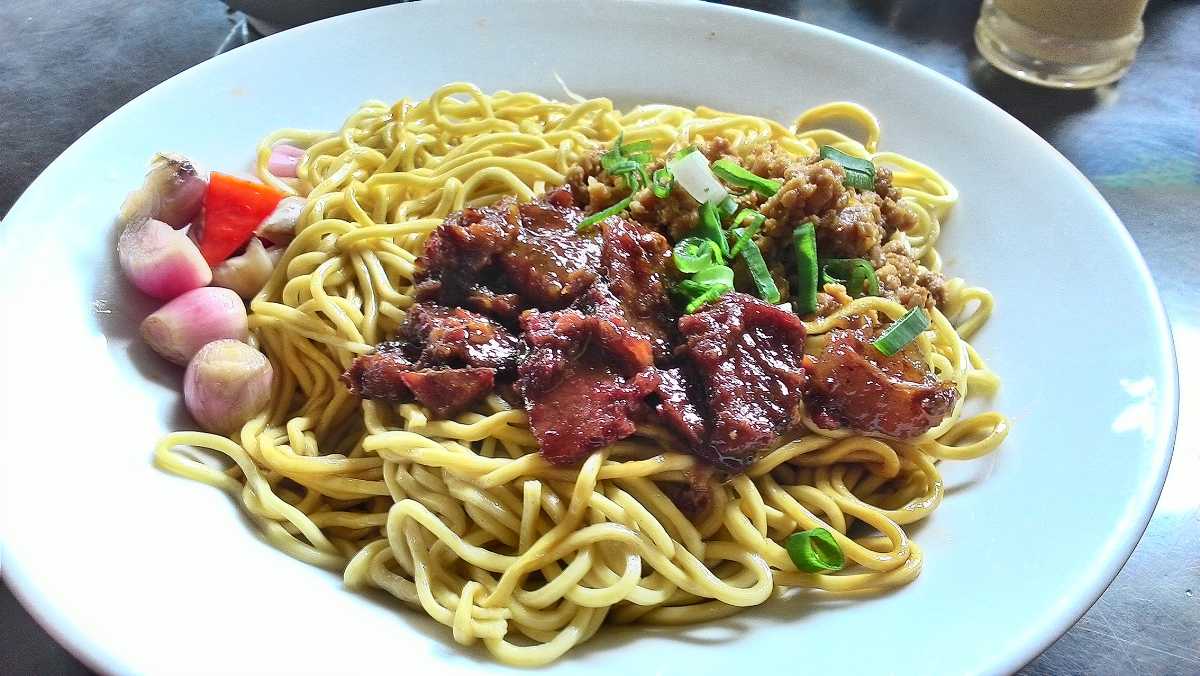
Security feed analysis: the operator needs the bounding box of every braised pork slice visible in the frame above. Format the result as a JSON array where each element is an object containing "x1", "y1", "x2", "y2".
[
  {"x1": 679, "y1": 292, "x2": 808, "y2": 471},
  {"x1": 401, "y1": 303, "x2": 520, "y2": 373},
  {"x1": 340, "y1": 348, "x2": 494, "y2": 418},
  {"x1": 341, "y1": 347, "x2": 416, "y2": 402},
  {"x1": 598, "y1": 216, "x2": 678, "y2": 362},
  {"x1": 653, "y1": 366, "x2": 707, "y2": 449},
  {"x1": 414, "y1": 198, "x2": 518, "y2": 305},
  {"x1": 500, "y1": 188, "x2": 600, "y2": 309},
  {"x1": 804, "y1": 328, "x2": 956, "y2": 438},
  {"x1": 398, "y1": 368, "x2": 495, "y2": 418},
  {"x1": 517, "y1": 305, "x2": 659, "y2": 465},
  {"x1": 341, "y1": 302, "x2": 517, "y2": 417},
  {"x1": 464, "y1": 285, "x2": 524, "y2": 321}
]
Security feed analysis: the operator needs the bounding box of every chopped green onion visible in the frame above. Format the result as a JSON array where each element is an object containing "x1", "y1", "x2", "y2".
[
  {"x1": 785, "y1": 528, "x2": 845, "y2": 573},
  {"x1": 674, "y1": 278, "x2": 725, "y2": 303},
  {"x1": 692, "y1": 264, "x2": 734, "y2": 289},
  {"x1": 819, "y1": 145, "x2": 876, "y2": 191},
  {"x1": 612, "y1": 162, "x2": 651, "y2": 191},
  {"x1": 673, "y1": 145, "x2": 698, "y2": 160},
  {"x1": 849, "y1": 261, "x2": 880, "y2": 297},
  {"x1": 821, "y1": 258, "x2": 879, "y2": 297},
  {"x1": 601, "y1": 134, "x2": 655, "y2": 191},
  {"x1": 792, "y1": 222, "x2": 818, "y2": 315},
  {"x1": 685, "y1": 285, "x2": 728, "y2": 314},
  {"x1": 576, "y1": 195, "x2": 633, "y2": 233},
  {"x1": 621, "y1": 139, "x2": 652, "y2": 155},
  {"x1": 729, "y1": 209, "x2": 765, "y2": 257},
  {"x1": 695, "y1": 201, "x2": 730, "y2": 258},
  {"x1": 711, "y1": 159, "x2": 782, "y2": 197},
  {"x1": 872, "y1": 306, "x2": 930, "y2": 357},
  {"x1": 652, "y1": 167, "x2": 674, "y2": 198},
  {"x1": 675, "y1": 278, "x2": 710, "y2": 298},
  {"x1": 733, "y1": 228, "x2": 780, "y2": 304},
  {"x1": 819, "y1": 146, "x2": 873, "y2": 174},
  {"x1": 601, "y1": 155, "x2": 636, "y2": 175},
  {"x1": 673, "y1": 236, "x2": 723, "y2": 273},
  {"x1": 632, "y1": 165, "x2": 651, "y2": 191},
  {"x1": 732, "y1": 208, "x2": 766, "y2": 228},
  {"x1": 600, "y1": 133, "x2": 628, "y2": 173},
  {"x1": 841, "y1": 170, "x2": 874, "y2": 191},
  {"x1": 718, "y1": 195, "x2": 738, "y2": 218},
  {"x1": 626, "y1": 151, "x2": 653, "y2": 166}
]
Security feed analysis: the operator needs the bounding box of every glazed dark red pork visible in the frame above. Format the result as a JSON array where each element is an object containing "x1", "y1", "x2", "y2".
[
  {"x1": 517, "y1": 306, "x2": 659, "y2": 465},
  {"x1": 399, "y1": 368, "x2": 495, "y2": 418},
  {"x1": 414, "y1": 198, "x2": 517, "y2": 306},
  {"x1": 341, "y1": 302, "x2": 517, "y2": 417},
  {"x1": 500, "y1": 188, "x2": 600, "y2": 309},
  {"x1": 804, "y1": 328, "x2": 957, "y2": 438},
  {"x1": 418, "y1": 189, "x2": 603, "y2": 314},
  {"x1": 679, "y1": 292, "x2": 808, "y2": 471},
  {"x1": 400, "y1": 303, "x2": 520, "y2": 373},
  {"x1": 653, "y1": 366, "x2": 707, "y2": 449},
  {"x1": 342, "y1": 348, "x2": 416, "y2": 402},
  {"x1": 464, "y1": 286, "x2": 523, "y2": 321},
  {"x1": 597, "y1": 216, "x2": 678, "y2": 361},
  {"x1": 340, "y1": 347, "x2": 496, "y2": 418}
]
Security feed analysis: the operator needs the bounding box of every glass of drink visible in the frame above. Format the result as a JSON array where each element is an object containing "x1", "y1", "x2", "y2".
[{"x1": 974, "y1": 0, "x2": 1149, "y2": 88}]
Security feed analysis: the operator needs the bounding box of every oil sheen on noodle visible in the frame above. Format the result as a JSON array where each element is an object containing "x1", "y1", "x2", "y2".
[{"x1": 155, "y1": 83, "x2": 1009, "y2": 667}]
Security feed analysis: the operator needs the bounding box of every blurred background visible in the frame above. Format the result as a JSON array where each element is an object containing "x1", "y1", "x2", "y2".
[{"x1": 1, "y1": 1, "x2": 1196, "y2": 674}]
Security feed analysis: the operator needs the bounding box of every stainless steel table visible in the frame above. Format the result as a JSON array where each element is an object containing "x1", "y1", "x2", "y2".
[{"x1": 1, "y1": 1, "x2": 1196, "y2": 673}]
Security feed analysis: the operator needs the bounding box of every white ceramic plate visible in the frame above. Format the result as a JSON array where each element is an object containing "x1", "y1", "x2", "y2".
[{"x1": 0, "y1": 1, "x2": 1177, "y2": 674}]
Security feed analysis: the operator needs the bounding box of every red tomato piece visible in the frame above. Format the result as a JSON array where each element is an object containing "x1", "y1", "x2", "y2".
[{"x1": 196, "y1": 172, "x2": 285, "y2": 265}]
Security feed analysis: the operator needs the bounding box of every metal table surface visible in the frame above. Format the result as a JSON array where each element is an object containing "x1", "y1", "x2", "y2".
[{"x1": 1, "y1": 1, "x2": 1196, "y2": 674}]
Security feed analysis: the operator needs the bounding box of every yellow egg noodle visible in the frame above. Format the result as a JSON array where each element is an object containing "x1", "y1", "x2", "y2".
[{"x1": 155, "y1": 83, "x2": 1009, "y2": 667}]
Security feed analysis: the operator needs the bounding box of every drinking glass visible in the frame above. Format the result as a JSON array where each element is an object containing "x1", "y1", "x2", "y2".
[{"x1": 974, "y1": 0, "x2": 1149, "y2": 88}]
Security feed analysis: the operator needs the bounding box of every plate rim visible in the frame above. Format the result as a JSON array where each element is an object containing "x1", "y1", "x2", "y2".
[{"x1": 0, "y1": 1, "x2": 1179, "y2": 674}]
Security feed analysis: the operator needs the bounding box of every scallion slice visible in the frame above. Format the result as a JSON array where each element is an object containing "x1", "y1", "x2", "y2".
[
  {"x1": 733, "y1": 227, "x2": 780, "y2": 304},
  {"x1": 718, "y1": 195, "x2": 738, "y2": 218},
  {"x1": 599, "y1": 132, "x2": 629, "y2": 173},
  {"x1": 600, "y1": 133, "x2": 654, "y2": 191},
  {"x1": 673, "y1": 236, "x2": 723, "y2": 273},
  {"x1": 872, "y1": 306, "x2": 930, "y2": 356},
  {"x1": 685, "y1": 284, "x2": 728, "y2": 314},
  {"x1": 633, "y1": 165, "x2": 651, "y2": 191},
  {"x1": 601, "y1": 155, "x2": 636, "y2": 176},
  {"x1": 792, "y1": 222, "x2": 818, "y2": 315},
  {"x1": 732, "y1": 208, "x2": 766, "y2": 228},
  {"x1": 692, "y1": 264, "x2": 734, "y2": 289},
  {"x1": 785, "y1": 528, "x2": 845, "y2": 573},
  {"x1": 821, "y1": 258, "x2": 879, "y2": 297},
  {"x1": 673, "y1": 145, "x2": 698, "y2": 161},
  {"x1": 711, "y1": 159, "x2": 782, "y2": 197},
  {"x1": 675, "y1": 278, "x2": 710, "y2": 298},
  {"x1": 844, "y1": 172, "x2": 874, "y2": 191},
  {"x1": 696, "y1": 200, "x2": 731, "y2": 258},
  {"x1": 625, "y1": 151, "x2": 653, "y2": 166},
  {"x1": 819, "y1": 145, "x2": 876, "y2": 191},
  {"x1": 652, "y1": 167, "x2": 674, "y2": 198},
  {"x1": 729, "y1": 209, "x2": 766, "y2": 257},
  {"x1": 849, "y1": 261, "x2": 880, "y2": 297},
  {"x1": 818, "y1": 146, "x2": 873, "y2": 173},
  {"x1": 621, "y1": 139, "x2": 652, "y2": 155},
  {"x1": 576, "y1": 195, "x2": 633, "y2": 233}
]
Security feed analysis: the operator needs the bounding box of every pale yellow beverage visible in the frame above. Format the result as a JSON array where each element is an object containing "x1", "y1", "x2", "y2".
[
  {"x1": 975, "y1": 0, "x2": 1148, "y2": 88},
  {"x1": 995, "y1": 0, "x2": 1149, "y2": 39}
]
